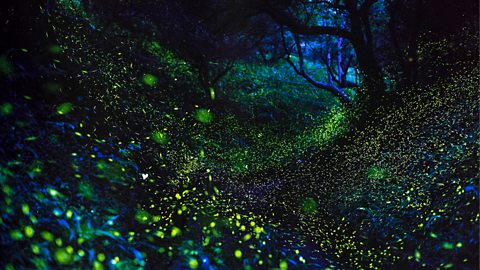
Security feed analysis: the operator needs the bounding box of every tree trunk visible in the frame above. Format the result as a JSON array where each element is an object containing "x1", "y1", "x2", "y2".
[
  {"x1": 348, "y1": 7, "x2": 386, "y2": 118},
  {"x1": 356, "y1": 47, "x2": 386, "y2": 110}
]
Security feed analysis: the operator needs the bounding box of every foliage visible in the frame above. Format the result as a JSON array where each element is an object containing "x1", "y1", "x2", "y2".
[
  {"x1": 0, "y1": 0, "x2": 477, "y2": 269},
  {"x1": 263, "y1": 69, "x2": 479, "y2": 269}
]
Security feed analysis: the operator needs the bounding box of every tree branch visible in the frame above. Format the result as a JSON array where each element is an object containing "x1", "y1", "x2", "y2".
[
  {"x1": 360, "y1": 0, "x2": 378, "y2": 14},
  {"x1": 281, "y1": 32, "x2": 352, "y2": 104},
  {"x1": 302, "y1": 0, "x2": 348, "y2": 11},
  {"x1": 319, "y1": 49, "x2": 358, "y2": 88},
  {"x1": 265, "y1": 8, "x2": 352, "y2": 39}
]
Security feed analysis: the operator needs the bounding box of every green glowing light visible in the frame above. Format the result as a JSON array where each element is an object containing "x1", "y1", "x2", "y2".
[
  {"x1": 96, "y1": 161, "x2": 107, "y2": 170},
  {"x1": 135, "y1": 210, "x2": 150, "y2": 224},
  {"x1": 22, "y1": 204, "x2": 30, "y2": 215},
  {"x1": 28, "y1": 161, "x2": 43, "y2": 178},
  {"x1": 194, "y1": 108, "x2": 213, "y2": 123},
  {"x1": 188, "y1": 258, "x2": 199, "y2": 269},
  {"x1": 24, "y1": 226, "x2": 34, "y2": 238},
  {"x1": 367, "y1": 166, "x2": 389, "y2": 180},
  {"x1": 97, "y1": 253, "x2": 106, "y2": 262},
  {"x1": 79, "y1": 181, "x2": 94, "y2": 200},
  {"x1": 234, "y1": 249, "x2": 242, "y2": 259},
  {"x1": 152, "y1": 130, "x2": 168, "y2": 145},
  {"x1": 56, "y1": 102, "x2": 73, "y2": 115},
  {"x1": 143, "y1": 73, "x2": 158, "y2": 86},
  {"x1": 444, "y1": 263, "x2": 454, "y2": 269},
  {"x1": 49, "y1": 45, "x2": 63, "y2": 54},
  {"x1": 47, "y1": 187, "x2": 61, "y2": 197},
  {"x1": 40, "y1": 231, "x2": 54, "y2": 242},
  {"x1": 93, "y1": 261, "x2": 104, "y2": 270},
  {"x1": 56, "y1": 238, "x2": 63, "y2": 246},
  {"x1": 10, "y1": 230, "x2": 24, "y2": 240},
  {"x1": 25, "y1": 136, "x2": 37, "y2": 141},
  {"x1": 0, "y1": 102, "x2": 13, "y2": 116},
  {"x1": 54, "y1": 248, "x2": 73, "y2": 265},
  {"x1": 209, "y1": 87, "x2": 215, "y2": 100},
  {"x1": 442, "y1": 242, "x2": 454, "y2": 250},
  {"x1": 414, "y1": 250, "x2": 421, "y2": 262},
  {"x1": 0, "y1": 55, "x2": 13, "y2": 75},
  {"x1": 31, "y1": 244, "x2": 41, "y2": 254},
  {"x1": 301, "y1": 198, "x2": 318, "y2": 215},
  {"x1": 171, "y1": 226, "x2": 182, "y2": 237}
]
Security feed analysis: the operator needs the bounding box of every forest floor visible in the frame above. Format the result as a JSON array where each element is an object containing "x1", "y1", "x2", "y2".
[
  {"x1": 0, "y1": 4, "x2": 478, "y2": 270},
  {"x1": 235, "y1": 67, "x2": 479, "y2": 269}
]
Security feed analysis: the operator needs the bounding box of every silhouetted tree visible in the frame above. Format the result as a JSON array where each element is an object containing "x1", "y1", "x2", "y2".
[{"x1": 255, "y1": 0, "x2": 387, "y2": 110}]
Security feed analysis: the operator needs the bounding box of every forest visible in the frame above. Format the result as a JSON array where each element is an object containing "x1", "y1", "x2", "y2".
[{"x1": 0, "y1": 0, "x2": 478, "y2": 269}]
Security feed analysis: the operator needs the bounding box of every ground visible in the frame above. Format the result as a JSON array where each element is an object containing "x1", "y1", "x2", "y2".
[{"x1": 0, "y1": 2, "x2": 478, "y2": 270}]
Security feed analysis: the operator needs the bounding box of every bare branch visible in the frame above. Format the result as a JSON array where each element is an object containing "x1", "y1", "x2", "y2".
[
  {"x1": 283, "y1": 33, "x2": 352, "y2": 104},
  {"x1": 320, "y1": 56, "x2": 358, "y2": 88}
]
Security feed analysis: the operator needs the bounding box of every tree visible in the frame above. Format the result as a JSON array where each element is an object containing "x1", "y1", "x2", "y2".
[
  {"x1": 74, "y1": 0, "x2": 276, "y2": 101},
  {"x1": 281, "y1": 30, "x2": 354, "y2": 104},
  {"x1": 257, "y1": 0, "x2": 388, "y2": 111}
]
